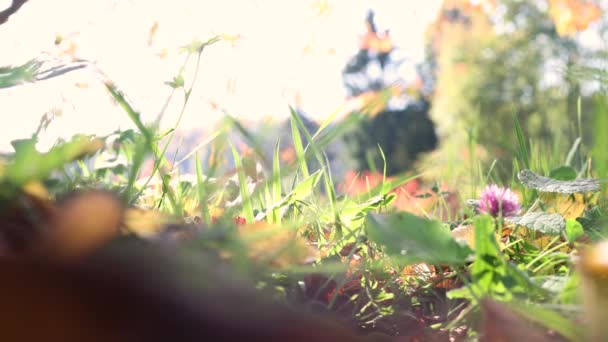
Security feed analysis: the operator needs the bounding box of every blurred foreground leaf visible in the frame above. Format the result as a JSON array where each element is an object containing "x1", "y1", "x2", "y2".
[
  {"x1": 505, "y1": 300, "x2": 584, "y2": 341},
  {"x1": 366, "y1": 212, "x2": 472, "y2": 265},
  {"x1": 0, "y1": 59, "x2": 41, "y2": 88},
  {"x1": 481, "y1": 300, "x2": 578, "y2": 342},
  {"x1": 580, "y1": 240, "x2": 608, "y2": 341},
  {"x1": 3, "y1": 136, "x2": 103, "y2": 188}
]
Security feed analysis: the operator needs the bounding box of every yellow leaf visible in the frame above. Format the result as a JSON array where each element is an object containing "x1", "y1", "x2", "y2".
[
  {"x1": 544, "y1": 193, "x2": 592, "y2": 219},
  {"x1": 514, "y1": 227, "x2": 570, "y2": 252},
  {"x1": 22, "y1": 181, "x2": 49, "y2": 201},
  {"x1": 148, "y1": 21, "x2": 159, "y2": 47},
  {"x1": 310, "y1": 0, "x2": 332, "y2": 17},
  {"x1": 221, "y1": 33, "x2": 242, "y2": 46},
  {"x1": 123, "y1": 208, "x2": 180, "y2": 238},
  {"x1": 451, "y1": 224, "x2": 476, "y2": 249},
  {"x1": 451, "y1": 224, "x2": 506, "y2": 250},
  {"x1": 237, "y1": 222, "x2": 318, "y2": 268}
]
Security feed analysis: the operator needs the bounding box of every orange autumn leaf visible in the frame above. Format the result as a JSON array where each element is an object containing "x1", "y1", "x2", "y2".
[
  {"x1": 341, "y1": 170, "x2": 461, "y2": 221},
  {"x1": 280, "y1": 146, "x2": 297, "y2": 164},
  {"x1": 401, "y1": 263, "x2": 458, "y2": 290},
  {"x1": 549, "y1": 0, "x2": 602, "y2": 36},
  {"x1": 401, "y1": 263, "x2": 436, "y2": 284},
  {"x1": 341, "y1": 170, "x2": 420, "y2": 196}
]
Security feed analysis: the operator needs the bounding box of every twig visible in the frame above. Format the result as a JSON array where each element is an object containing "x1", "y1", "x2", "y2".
[{"x1": 0, "y1": 0, "x2": 29, "y2": 26}]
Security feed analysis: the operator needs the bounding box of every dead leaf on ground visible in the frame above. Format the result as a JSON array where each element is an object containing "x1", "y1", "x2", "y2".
[
  {"x1": 123, "y1": 207, "x2": 181, "y2": 238},
  {"x1": 237, "y1": 222, "x2": 319, "y2": 268}
]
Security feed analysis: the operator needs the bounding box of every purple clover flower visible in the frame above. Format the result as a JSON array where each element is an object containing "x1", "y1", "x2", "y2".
[{"x1": 479, "y1": 184, "x2": 521, "y2": 217}]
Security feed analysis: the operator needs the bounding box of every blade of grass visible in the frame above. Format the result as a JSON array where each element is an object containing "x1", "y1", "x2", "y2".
[
  {"x1": 105, "y1": 82, "x2": 153, "y2": 144},
  {"x1": 156, "y1": 38, "x2": 217, "y2": 179},
  {"x1": 195, "y1": 152, "x2": 211, "y2": 224},
  {"x1": 272, "y1": 139, "x2": 282, "y2": 224},
  {"x1": 172, "y1": 129, "x2": 222, "y2": 170},
  {"x1": 577, "y1": 96, "x2": 583, "y2": 169},
  {"x1": 124, "y1": 135, "x2": 148, "y2": 202},
  {"x1": 229, "y1": 142, "x2": 254, "y2": 223},
  {"x1": 223, "y1": 113, "x2": 271, "y2": 170},
  {"x1": 565, "y1": 137, "x2": 581, "y2": 167},
  {"x1": 513, "y1": 112, "x2": 530, "y2": 170},
  {"x1": 360, "y1": 171, "x2": 424, "y2": 202},
  {"x1": 289, "y1": 106, "x2": 338, "y2": 232},
  {"x1": 378, "y1": 144, "x2": 388, "y2": 195},
  {"x1": 129, "y1": 37, "x2": 218, "y2": 203},
  {"x1": 290, "y1": 113, "x2": 310, "y2": 179},
  {"x1": 310, "y1": 103, "x2": 346, "y2": 141},
  {"x1": 592, "y1": 95, "x2": 608, "y2": 182}
]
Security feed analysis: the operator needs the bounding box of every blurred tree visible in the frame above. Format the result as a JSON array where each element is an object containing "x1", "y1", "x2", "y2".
[
  {"x1": 421, "y1": 0, "x2": 603, "y2": 181},
  {"x1": 342, "y1": 10, "x2": 438, "y2": 176}
]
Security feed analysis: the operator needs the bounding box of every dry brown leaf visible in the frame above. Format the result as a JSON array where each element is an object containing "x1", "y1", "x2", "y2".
[{"x1": 545, "y1": 193, "x2": 589, "y2": 219}]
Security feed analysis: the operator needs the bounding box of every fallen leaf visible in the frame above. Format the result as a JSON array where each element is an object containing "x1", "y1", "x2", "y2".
[
  {"x1": 518, "y1": 169, "x2": 600, "y2": 194},
  {"x1": 123, "y1": 208, "x2": 181, "y2": 238},
  {"x1": 506, "y1": 212, "x2": 565, "y2": 235},
  {"x1": 237, "y1": 222, "x2": 318, "y2": 268}
]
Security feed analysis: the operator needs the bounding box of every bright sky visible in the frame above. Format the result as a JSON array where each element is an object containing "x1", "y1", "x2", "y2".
[{"x1": 0, "y1": 0, "x2": 442, "y2": 152}]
